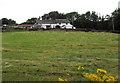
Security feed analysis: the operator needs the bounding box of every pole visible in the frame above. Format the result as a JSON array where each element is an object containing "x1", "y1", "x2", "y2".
[{"x1": 112, "y1": 17, "x2": 115, "y2": 31}]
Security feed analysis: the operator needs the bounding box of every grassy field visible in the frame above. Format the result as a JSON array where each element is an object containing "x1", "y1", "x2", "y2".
[{"x1": 2, "y1": 31, "x2": 118, "y2": 81}]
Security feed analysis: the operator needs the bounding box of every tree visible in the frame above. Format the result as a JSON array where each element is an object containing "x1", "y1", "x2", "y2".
[
  {"x1": 85, "y1": 11, "x2": 91, "y2": 20},
  {"x1": 111, "y1": 8, "x2": 120, "y2": 30},
  {"x1": 40, "y1": 10, "x2": 120, "y2": 31},
  {"x1": 2, "y1": 18, "x2": 8, "y2": 25},
  {"x1": 73, "y1": 11, "x2": 99, "y2": 30},
  {"x1": 65, "y1": 12, "x2": 79, "y2": 24},
  {"x1": 85, "y1": 11, "x2": 92, "y2": 29},
  {"x1": 26, "y1": 18, "x2": 37, "y2": 24},
  {"x1": 2, "y1": 18, "x2": 16, "y2": 25},
  {"x1": 42, "y1": 11, "x2": 66, "y2": 20},
  {"x1": 8, "y1": 19, "x2": 16, "y2": 25},
  {"x1": 49, "y1": 11, "x2": 60, "y2": 20},
  {"x1": 90, "y1": 11, "x2": 98, "y2": 29},
  {"x1": 21, "y1": 18, "x2": 37, "y2": 24},
  {"x1": 73, "y1": 14, "x2": 86, "y2": 28},
  {"x1": 42, "y1": 14, "x2": 50, "y2": 20}
]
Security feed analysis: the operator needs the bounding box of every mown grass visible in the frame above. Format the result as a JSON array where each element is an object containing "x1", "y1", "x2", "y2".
[{"x1": 2, "y1": 31, "x2": 118, "y2": 81}]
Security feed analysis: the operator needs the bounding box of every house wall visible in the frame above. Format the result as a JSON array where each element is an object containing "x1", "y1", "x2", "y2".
[
  {"x1": 41, "y1": 24, "x2": 48, "y2": 29},
  {"x1": 37, "y1": 23, "x2": 75, "y2": 29},
  {"x1": 41, "y1": 24, "x2": 59, "y2": 29},
  {"x1": 60, "y1": 23, "x2": 67, "y2": 26},
  {"x1": 51, "y1": 24, "x2": 57, "y2": 28},
  {"x1": 41, "y1": 24, "x2": 55, "y2": 29}
]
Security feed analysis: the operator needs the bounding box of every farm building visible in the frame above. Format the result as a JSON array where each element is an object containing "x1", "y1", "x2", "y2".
[
  {"x1": 33, "y1": 19, "x2": 76, "y2": 29},
  {"x1": 18, "y1": 24, "x2": 33, "y2": 29}
]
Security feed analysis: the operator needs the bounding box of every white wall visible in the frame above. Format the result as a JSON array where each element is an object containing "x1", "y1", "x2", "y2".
[{"x1": 40, "y1": 23, "x2": 76, "y2": 29}]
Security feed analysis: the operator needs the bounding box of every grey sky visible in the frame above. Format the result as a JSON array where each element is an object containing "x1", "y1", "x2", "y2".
[{"x1": 0, "y1": 0, "x2": 119, "y2": 24}]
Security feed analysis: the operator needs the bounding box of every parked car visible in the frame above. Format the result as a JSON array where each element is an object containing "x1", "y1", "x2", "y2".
[{"x1": 27, "y1": 26, "x2": 33, "y2": 30}]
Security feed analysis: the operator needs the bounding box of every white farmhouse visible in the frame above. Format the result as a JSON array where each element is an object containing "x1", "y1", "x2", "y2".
[{"x1": 33, "y1": 19, "x2": 75, "y2": 29}]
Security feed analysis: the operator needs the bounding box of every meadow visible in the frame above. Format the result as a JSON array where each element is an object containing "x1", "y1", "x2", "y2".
[{"x1": 2, "y1": 31, "x2": 118, "y2": 81}]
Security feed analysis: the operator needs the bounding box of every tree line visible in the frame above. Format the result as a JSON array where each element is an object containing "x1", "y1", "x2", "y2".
[
  {"x1": 1, "y1": 18, "x2": 16, "y2": 25},
  {"x1": 40, "y1": 9, "x2": 120, "y2": 31},
  {"x1": 1, "y1": 8, "x2": 120, "y2": 31}
]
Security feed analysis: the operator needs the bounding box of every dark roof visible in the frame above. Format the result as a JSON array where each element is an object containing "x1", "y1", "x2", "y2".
[
  {"x1": 55, "y1": 19, "x2": 70, "y2": 23},
  {"x1": 36, "y1": 19, "x2": 70, "y2": 24},
  {"x1": 36, "y1": 20, "x2": 56, "y2": 24}
]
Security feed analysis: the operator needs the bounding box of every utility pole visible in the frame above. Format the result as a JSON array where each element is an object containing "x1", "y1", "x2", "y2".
[
  {"x1": 118, "y1": 1, "x2": 120, "y2": 9},
  {"x1": 0, "y1": 19, "x2": 2, "y2": 26},
  {"x1": 112, "y1": 16, "x2": 115, "y2": 31}
]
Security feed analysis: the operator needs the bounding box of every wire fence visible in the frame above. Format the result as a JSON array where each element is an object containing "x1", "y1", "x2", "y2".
[{"x1": 2, "y1": 58, "x2": 120, "y2": 61}]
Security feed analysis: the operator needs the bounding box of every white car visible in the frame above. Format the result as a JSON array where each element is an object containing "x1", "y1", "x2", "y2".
[{"x1": 61, "y1": 25, "x2": 76, "y2": 29}]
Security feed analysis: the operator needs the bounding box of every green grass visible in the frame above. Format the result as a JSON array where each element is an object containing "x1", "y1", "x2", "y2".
[{"x1": 2, "y1": 31, "x2": 118, "y2": 81}]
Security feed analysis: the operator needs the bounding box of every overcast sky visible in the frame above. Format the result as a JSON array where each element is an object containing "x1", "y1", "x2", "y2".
[{"x1": 0, "y1": 0, "x2": 119, "y2": 24}]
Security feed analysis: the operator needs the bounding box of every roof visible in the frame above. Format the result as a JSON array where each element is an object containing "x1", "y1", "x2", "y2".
[
  {"x1": 55, "y1": 19, "x2": 70, "y2": 23},
  {"x1": 19, "y1": 24, "x2": 33, "y2": 27},
  {"x1": 36, "y1": 19, "x2": 70, "y2": 24}
]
